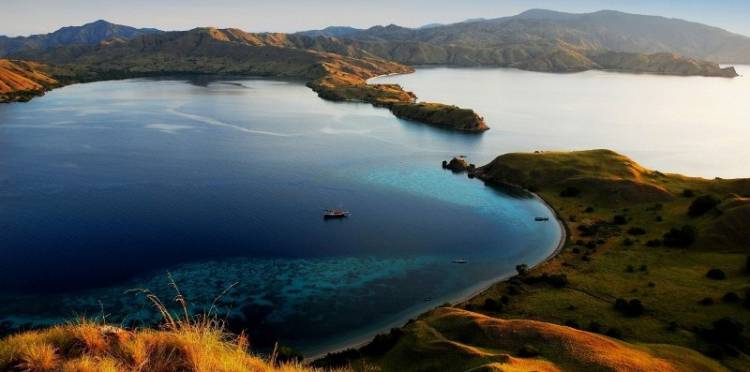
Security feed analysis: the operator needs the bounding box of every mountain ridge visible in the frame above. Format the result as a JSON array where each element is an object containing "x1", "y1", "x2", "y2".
[{"x1": 0, "y1": 20, "x2": 161, "y2": 57}]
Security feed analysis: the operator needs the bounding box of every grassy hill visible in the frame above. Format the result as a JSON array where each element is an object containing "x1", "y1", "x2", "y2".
[
  {"x1": 316, "y1": 150, "x2": 750, "y2": 371},
  {"x1": 316, "y1": 307, "x2": 726, "y2": 372}
]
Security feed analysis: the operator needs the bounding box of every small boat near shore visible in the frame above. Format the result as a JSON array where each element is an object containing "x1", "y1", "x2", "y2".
[
  {"x1": 324, "y1": 208, "x2": 351, "y2": 219},
  {"x1": 452, "y1": 259, "x2": 467, "y2": 264},
  {"x1": 535, "y1": 217, "x2": 550, "y2": 221}
]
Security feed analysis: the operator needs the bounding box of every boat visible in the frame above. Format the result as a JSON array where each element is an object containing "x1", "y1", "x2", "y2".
[
  {"x1": 452, "y1": 259, "x2": 468, "y2": 264},
  {"x1": 535, "y1": 217, "x2": 550, "y2": 221},
  {"x1": 324, "y1": 208, "x2": 351, "y2": 219}
]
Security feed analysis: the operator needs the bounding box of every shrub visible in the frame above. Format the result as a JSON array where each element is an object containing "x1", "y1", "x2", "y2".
[
  {"x1": 362, "y1": 328, "x2": 403, "y2": 356},
  {"x1": 584, "y1": 207, "x2": 594, "y2": 213},
  {"x1": 515, "y1": 264, "x2": 528, "y2": 276},
  {"x1": 646, "y1": 239, "x2": 662, "y2": 247},
  {"x1": 746, "y1": 256, "x2": 750, "y2": 274},
  {"x1": 560, "y1": 186, "x2": 581, "y2": 197},
  {"x1": 662, "y1": 225, "x2": 697, "y2": 247},
  {"x1": 483, "y1": 298, "x2": 502, "y2": 312},
  {"x1": 547, "y1": 274, "x2": 569, "y2": 288},
  {"x1": 521, "y1": 273, "x2": 569, "y2": 288},
  {"x1": 564, "y1": 320, "x2": 580, "y2": 329},
  {"x1": 706, "y1": 269, "x2": 726, "y2": 280},
  {"x1": 722, "y1": 292, "x2": 740, "y2": 303},
  {"x1": 605, "y1": 327, "x2": 623, "y2": 339},
  {"x1": 627, "y1": 227, "x2": 646, "y2": 235},
  {"x1": 588, "y1": 321, "x2": 602, "y2": 333},
  {"x1": 688, "y1": 195, "x2": 721, "y2": 217},
  {"x1": 500, "y1": 295, "x2": 510, "y2": 305},
  {"x1": 614, "y1": 298, "x2": 644, "y2": 317},
  {"x1": 623, "y1": 238, "x2": 634, "y2": 246},
  {"x1": 699, "y1": 297, "x2": 714, "y2": 306},
  {"x1": 613, "y1": 215, "x2": 627, "y2": 225},
  {"x1": 626, "y1": 265, "x2": 635, "y2": 273},
  {"x1": 682, "y1": 189, "x2": 695, "y2": 198},
  {"x1": 518, "y1": 344, "x2": 539, "y2": 357},
  {"x1": 702, "y1": 317, "x2": 744, "y2": 347},
  {"x1": 572, "y1": 247, "x2": 580, "y2": 254}
]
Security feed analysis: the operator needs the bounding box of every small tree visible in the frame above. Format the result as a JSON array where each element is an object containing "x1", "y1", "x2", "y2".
[
  {"x1": 663, "y1": 225, "x2": 697, "y2": 247},
  {"x1": 688, "y1": 195, "x2": 721, "y2": 217},
  {"x1": 706, "y1": 268, "x2": 726, "y2": 280},
  {"x1": 515, "y1": 264, "x2": 529, "y2": 276}
]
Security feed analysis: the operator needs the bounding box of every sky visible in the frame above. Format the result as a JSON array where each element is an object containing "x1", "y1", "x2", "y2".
[{"x1": 1, "y1": 0, "x2": 750, "y2": 37}]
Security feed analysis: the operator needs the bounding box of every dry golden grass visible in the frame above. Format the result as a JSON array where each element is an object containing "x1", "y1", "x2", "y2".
[
  {"x1": 0, "y1": 322, "x2": 326, "y2": 372},
  {"x1": 1, "y1": 278, "x2": 344, "y2": 372},
  {"x1": 364, "y1": 307, "x2": 726, "y2": 372}
]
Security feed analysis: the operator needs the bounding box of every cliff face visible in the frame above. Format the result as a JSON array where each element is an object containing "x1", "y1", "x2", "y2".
[{"x1": 0, "y1": 59, "x2": 60, "y2": 102}]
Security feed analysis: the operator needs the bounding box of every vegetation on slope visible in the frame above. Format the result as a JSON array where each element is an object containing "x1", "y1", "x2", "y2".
[{"x1": 316, "y1": 149, "x2": 750, "y2": 371}]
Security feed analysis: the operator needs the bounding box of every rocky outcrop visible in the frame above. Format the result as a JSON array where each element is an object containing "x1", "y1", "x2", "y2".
[{"x1": 442, "y1": 157, "x2": 477, "y2": 173}]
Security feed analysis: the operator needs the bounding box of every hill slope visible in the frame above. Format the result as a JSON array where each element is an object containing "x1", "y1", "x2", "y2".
[
  {"x1": 0, "y1": 59, "x2": 60, "y2": 102},
  {"x1": 316, "y1": 307, "x2": 726, "y2": 371}
]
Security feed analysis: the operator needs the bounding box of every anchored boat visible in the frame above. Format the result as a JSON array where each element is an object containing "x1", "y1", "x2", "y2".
[
  {"x1": 535, "y1": 217, "x2": 550, "y2": 221},
  {"x1": 324, "y1": 208, "x2": 351, "y2": 219}
]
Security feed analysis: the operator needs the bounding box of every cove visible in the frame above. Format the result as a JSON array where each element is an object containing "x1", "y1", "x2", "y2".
[{"x1": 0, "y1": 76, "x2": 561, "y2": 355}]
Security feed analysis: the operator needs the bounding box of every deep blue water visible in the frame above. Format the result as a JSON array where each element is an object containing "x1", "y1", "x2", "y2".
[{"x1": 0, "y1": 77, "x2": 560, "y2": 355}]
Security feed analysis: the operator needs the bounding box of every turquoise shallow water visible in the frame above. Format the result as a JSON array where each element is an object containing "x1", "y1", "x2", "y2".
[{"x1": 0, "y1": 76, "x2": 560, "y2": 354}]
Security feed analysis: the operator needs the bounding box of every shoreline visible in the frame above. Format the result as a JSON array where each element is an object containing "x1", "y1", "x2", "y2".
[{"x1": 305, "y1": 188, "x2": 567, "y2": 361}]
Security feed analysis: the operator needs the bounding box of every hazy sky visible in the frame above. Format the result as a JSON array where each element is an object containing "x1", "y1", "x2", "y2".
[{"x1": 2, "y1": 0, "x2": 750, "y2": 37}]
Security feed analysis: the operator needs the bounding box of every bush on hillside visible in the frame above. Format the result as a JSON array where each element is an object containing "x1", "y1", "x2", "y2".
[
  {"x1": 627, "y1": 227, "x2": 646, "y2": 235},
  {"x1": 559, "y1": 186, "x2": 581, "y2": 197},
  {"x1": 688, "y1": 195, "x2": 721, "y2": 217},
  {"x1": 706, "y1": 269, "x2": 726, "y2": 280},
  {"x1": 662, "y1": 225, "x2": 697, "y2": 247},
  {"x1": 614, "y1": 298, "x2": 644, "y2": 317},
  {"x1": 722, "y1": 292, "x2": 740, "y2": 303}
]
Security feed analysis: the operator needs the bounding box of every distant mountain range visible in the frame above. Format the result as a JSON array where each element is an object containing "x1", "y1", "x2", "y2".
[
  {"x1": 0, "y1": 20, "x2": 160, "y2": 56},
  {"x1": 1, "y1": 9, "x2": 747, "y2": 105},
  {"x1": 297, "y1": 9, "x2": 750, "y2": 65}
]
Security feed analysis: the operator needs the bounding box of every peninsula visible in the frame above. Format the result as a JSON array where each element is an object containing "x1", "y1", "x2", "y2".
[{"x1": 316, "y1": 150, "x2": 750, "y2": 371}]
